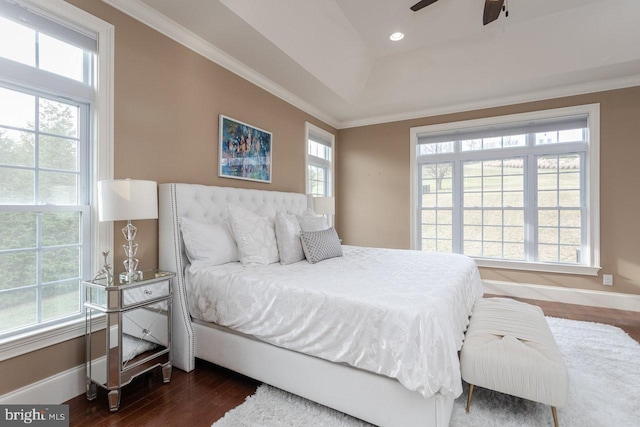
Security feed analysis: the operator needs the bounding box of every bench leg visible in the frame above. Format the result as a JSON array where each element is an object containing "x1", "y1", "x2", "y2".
[
  {"x1": 466, "y1": 384, "x2": 475, "y2": 413},
  {"x1": 552, "y1": 406, "x2": 559, "y2": 427}
]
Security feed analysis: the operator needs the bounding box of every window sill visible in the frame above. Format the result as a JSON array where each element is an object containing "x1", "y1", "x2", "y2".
[
  {"x1": 0, "y1": 315, "x2": 106, "y2": 362},
  {"x1": 474, "y1": 258, "x2": 601, "y2": 276}
]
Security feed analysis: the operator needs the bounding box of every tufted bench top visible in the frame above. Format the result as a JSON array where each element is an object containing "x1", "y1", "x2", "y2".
[{"x1": 460, "y1": 297, "x2": 569, "y2": 425}]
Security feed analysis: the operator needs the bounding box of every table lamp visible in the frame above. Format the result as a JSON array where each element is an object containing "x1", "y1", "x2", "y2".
[
  {"x1": 98, "y1": 179, "x2": 158, "y2": 284},
  {"x1": 313, "y1": 196, "x2": 335, "y2": 225}
]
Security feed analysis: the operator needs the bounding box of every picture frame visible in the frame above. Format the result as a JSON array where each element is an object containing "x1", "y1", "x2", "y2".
[{"x1": 218, "y1": 115, "x2": 272, "y2": 183}]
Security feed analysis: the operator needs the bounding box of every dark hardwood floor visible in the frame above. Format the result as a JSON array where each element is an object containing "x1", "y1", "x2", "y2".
[{"x1": 66, "y1": 297, "x2": 640, "y2": 426}]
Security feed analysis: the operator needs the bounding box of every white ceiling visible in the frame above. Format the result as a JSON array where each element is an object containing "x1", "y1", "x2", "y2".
[{"x1": 108, "y1": 0, "x2": 640, "y2": 128}]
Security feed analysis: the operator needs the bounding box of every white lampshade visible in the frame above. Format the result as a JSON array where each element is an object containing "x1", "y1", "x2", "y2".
[
  {"x1": 98, "y1": 179, "x2": 158, "y2": 222},
  {"x1": 313, "y1": 196, "x2": 335, "y2": 216}
]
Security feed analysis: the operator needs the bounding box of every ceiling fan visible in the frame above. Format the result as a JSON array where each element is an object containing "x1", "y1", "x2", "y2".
[{"x1": 410, "y1": 0, "x2": 507, "y2": 26}]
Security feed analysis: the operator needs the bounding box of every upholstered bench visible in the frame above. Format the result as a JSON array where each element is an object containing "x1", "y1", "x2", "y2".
[{"x1": 460, "y1": 298, "x2": 569, "y2": 427}]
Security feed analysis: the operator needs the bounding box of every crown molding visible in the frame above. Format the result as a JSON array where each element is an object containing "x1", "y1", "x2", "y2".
[
  {"x1": 338, "y1": 74, "x2": 640, "y2": 129},
  {"x1": 101, "y1": 0, "x2": 340, "y2": 129}
]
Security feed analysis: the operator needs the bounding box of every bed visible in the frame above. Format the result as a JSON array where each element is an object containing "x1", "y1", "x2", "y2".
[{"x1": 158, "y1": 183, "x2": 483, "y2": 427}]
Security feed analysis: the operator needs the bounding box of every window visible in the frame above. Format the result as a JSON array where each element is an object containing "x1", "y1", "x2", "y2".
[
  {"x1": 410, "y1": 105, "x2": 600, "y2": 275},
  {"x1": 305, "y1": 122, "x2": 335, "y2": 198},
  {"x1": 0, "y1": 0, "x2": 113, "y2": 353}
]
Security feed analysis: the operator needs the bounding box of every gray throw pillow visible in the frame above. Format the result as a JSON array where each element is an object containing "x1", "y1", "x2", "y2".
[{"x1": 300, "y1": 227, "x2": 342, "y2": 264}]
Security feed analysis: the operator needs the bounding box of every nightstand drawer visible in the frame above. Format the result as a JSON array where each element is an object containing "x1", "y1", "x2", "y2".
[{"x1": 122, "y1": 280, "x2": 170, "y2": 307}]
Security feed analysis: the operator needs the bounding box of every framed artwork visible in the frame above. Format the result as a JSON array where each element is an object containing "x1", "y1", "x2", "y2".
[{"x1": 219, "y1": 115, "x2": 272, "y2": 183}]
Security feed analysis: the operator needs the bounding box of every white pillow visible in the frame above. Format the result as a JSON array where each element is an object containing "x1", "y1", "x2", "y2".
[
  {"x1": 297, "y1": 209, "x2": 328, "y2": 232},
  {"x1": 180, "y1": 217, "x2": 238, "y2": 267},
  {"x1": 275, "y1": 213, "x2": 305, "y2": 265},
  {"x1": 228, "y1": 204, "x2": 280, "y2": 266}
]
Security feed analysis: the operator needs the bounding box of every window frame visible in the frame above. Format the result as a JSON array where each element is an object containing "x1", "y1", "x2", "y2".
[
  {"x1": 410, "y1": 104, "x2": 600, "y2": 276},
  {"x1": 0, "y1": 0, "x2": 114, "y2": 360}
]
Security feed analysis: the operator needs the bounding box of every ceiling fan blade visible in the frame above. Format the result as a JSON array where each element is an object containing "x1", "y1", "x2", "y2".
[
  {"x1": 483, "y1": 0, "x2": 505, "y2": 25},
  {"x1": 410, "y1": 0, "x2": 439, "y2": 12}
]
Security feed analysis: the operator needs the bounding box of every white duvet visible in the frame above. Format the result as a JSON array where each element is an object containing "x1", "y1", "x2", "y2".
[{"x1": 185, "y1": 246, "x2": 483, "y2": 398}]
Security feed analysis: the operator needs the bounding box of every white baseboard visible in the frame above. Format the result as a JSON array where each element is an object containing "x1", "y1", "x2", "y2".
[
  {"x1": 483, "y1": 279, "x2": 640, "y2": 312},
  {"x1": 0, "y1": 357, "x2": 105, "y2": 405}
]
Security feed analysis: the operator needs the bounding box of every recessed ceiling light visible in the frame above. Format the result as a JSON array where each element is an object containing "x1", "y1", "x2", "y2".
[{"x1": 389, "y1": 32, "x2": 404, "y2": 42}]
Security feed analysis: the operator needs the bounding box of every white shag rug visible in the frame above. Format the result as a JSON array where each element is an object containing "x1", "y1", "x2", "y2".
[{"x1": 212, "y1": 317, "x2": 640, "y2": 427}]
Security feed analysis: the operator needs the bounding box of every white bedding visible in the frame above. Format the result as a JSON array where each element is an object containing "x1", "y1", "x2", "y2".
[{"x1": 185, "y1": 245, "x2": 483, "y2": 399}]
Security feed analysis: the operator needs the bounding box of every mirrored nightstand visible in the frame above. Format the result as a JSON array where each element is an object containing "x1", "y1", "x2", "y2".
[{"x1": 84, "y1": 270, "x2": 174, "y2": 411}]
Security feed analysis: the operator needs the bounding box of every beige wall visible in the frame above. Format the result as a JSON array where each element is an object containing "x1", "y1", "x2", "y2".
[
  {"x1": 0, "y1": 0, "x2": 335, "y2": 396},
  {"x1": 337, "y1": 86, "x2": 640, "y2": 296}
]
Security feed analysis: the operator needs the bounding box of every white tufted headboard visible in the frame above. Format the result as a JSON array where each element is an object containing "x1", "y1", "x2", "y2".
[{"x1": 158, "y1": 183, "x2": 310, "y2": 372}]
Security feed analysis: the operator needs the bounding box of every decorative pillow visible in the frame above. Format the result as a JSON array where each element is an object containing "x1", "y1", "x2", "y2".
[
  {"x1": 180, "y1": 217, "x2": 238, "y2": 267},
  {"x1": 275, "y1": 213, "x2": 305, "y2": 265},
  {"x1": 297, "y1": 209, "x2": 328, "y2": 232},
  {"x1": 300, "y1": 227, "x2": 343, "y2": 264},
  {"x1": 228, "y1": 204, "x2": 279, "y2": 265}
]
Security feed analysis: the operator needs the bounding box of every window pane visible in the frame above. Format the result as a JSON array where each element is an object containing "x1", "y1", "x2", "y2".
[
  {"x1": 39, "y1": 171, "x2": 78, "y2": 204},
  {"x1": 536, "y1": 132, "x2": 558, "y2": 145},
  {"x1": 539, "y1": 227, "x2": 559, "y2": 244},
  {"x1": 436, "y1": 210, "x2": 452, "y2": 225},
  {"x1": 503, "y1": 135, "x2": 526, "y2": 147},
  {"x1": 558, "y1": 129, "x2": 583, "y2": 143},
  {"x1": 419, "y1": 141, "x2": 454, "y2": 154},
  {"x1": 0, "y1": 213, "x2": 37, "y2": 250},
  {"x1": 0, "y1": 289, "x2": 37, "y2": 334},
  {"x1": 464, "y1": 241, "x2": 482, "y2": 257},
  {"x1": 461, "y1": 139, "x2": 482, "y2": 151},
  {"x1": 503, "y1": 191, "x2": 523, "y2": 207},
  {"x1": 0, "y1": 87, "x2": 35, "y2": 130},
  {"x1": 504, "y1": 226, "x2": 524, "y2": 243},
  {"x1": 0, "y1": 129, "x2": 34, "y2": 167},
  {"x1": 559, "y1": 246, "x2": 581, "y2": 263},
  {"x1": 484, "y1": 226, "x2": 502, "y2": 241},
  {"x1": 503, "y1": 243, "x2": 524, "y2": 260},
  {"x1": 539, "y1": 210, "x2": 559, "y2": 227},
  {"x1": 538, "y1": 244, "x2": 558, "y2": 262},
  {"x1": 560, "y1": 210, "x2": 580, "y2": 227},
  {"x1": 38, "y1": 34, "x2": 85, "y2": 82},
  {"x1": 422, "y1": 224, "x2": 436, "y2": 239},
  {"x1": 483, "y1": 137, "x2": 501, "y2": 150},
  {"x1": 437, "y1": 239, "x2": 452, "y2": 252},
  {"x1": 464, "y1": 225, "x2": 482, "y2": 240},
  {"x1": 464, "y1": 210, "x2": 482, "y2": 225},
  {"x1": 42, "y1": 212, "x2": 80, "y2": 246},
  {"x1": 40, "y1": 135, "x2": 78, "y2": 171},
  {"x1": 39, "y1": 98, "x2": 78, "y2": 138},
  {"x1": 437, "y1": 225, "x2": 452, "y2": 239},
  {"x1": 0, "y1": 251, "x2": 37, "y2": 290},
  {"x1": 42, "y1": 280, "x2": 80, "y2": 321},
  {"x1": 504, "y1": 210, "x2": 523, "y2": 227},
  {"x1": 421, "y1": 209, "x2": 435, "y2": 224},
  {"x1": 42, "y1": 247, "x2": 80, "y2": 283},
  {"x1": 483, "y1": 242, "x2": 502, "y2": 258},
  {"x1": 559, "y1": 190, "x2": 580, "y2": 207},
  {"x1": 422, "y1": 239, "x2": 436, "y2": 252},
  {"x1": 0, "y1": 167, "x2": 35, "y2": 204},
  {"x1": 0, "y1": 17, "x2": 36, "y2": 66},
  {"x1": 560, "y1": 227, "x2": 581, "y2": 245},
  {"x1": 464, "y1": 192, "x2": 482, "y2": 207},
  {"x1": 538, "y1": 190, "x2": 557, "y2": 208},
  {"x1": 483, "y1": 192, "x2": 502, "y2": 208}
]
